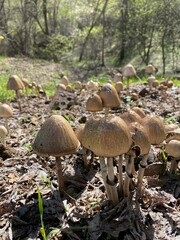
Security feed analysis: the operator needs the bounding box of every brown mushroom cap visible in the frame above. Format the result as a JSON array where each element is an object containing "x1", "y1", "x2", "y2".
[
  {"x1": 166, "y1": 128, "x2": 180, "y2": 142},
  {"x1": 114, "y1": 73, "x2": 123, "y2": 82},
  {"x1": 74, "y1": 81, "x2": 82, "y2": 90},
  {"x1": 7, "y1": 75, "x2": 24, "y2": 90},
  {"x1": 152, "y1": 80, "x2": 159, "y2": 88},
  {"x1": 120, "y1": 110, "x2": 142, "y2": 126},
  {"x1": 21, "y1": 78, "x2": 30, "y2": 87},
  {"x1": 147, "y1": 75, "x2": 156, "y2": 84},
  {"x1": 141, "y1": 115, "x2": 166, "y2": 144},
  {"x1": 57, "y1": 83, "x2": 66, "y2": 91},
  {"x1": 61, "y1": 76, "x2": 69, "y2": 86},
  {"x1": 75, "y1": 124, "x2": 85, "y2": 143},
  {"x1": 0, "y1": 103, "x2": 13, "y2": 118},
  {"x1": 129, "y1": 122, "x2": 151, "y2": 155},
  {"x1": 115, "y1": 81, "x2": 123, "y2": 92},
  {"x1": 81, "y1": 115, "x2": 132, "y2": 157},
  {"x1": 145, "y1": 64, "x2": 155, "y2": 74},
  {"x1": 167, "y1": 80, "x2": 173, "y2": 88},
  {"x1": 32, "y1": 115, "x2": 80, "y2": 157},
  {"x1": 123, "y1": 64, "x2": 136, "y2": 77},
  {"x1": 0, "y1": 125, "x2": 8, "y2": 138},
  {"x1": 98, "y1": 83, "x2": 120, "y2": 108},
  {"x1": 131, "y1": 107, "x2": 146, "y2": 118},
  {"x1": 86, "y1": 94, "x2": 103, "y2": 112},
  {"x1": 165, "y1": 140, "x2": 180, "y2": 158}
]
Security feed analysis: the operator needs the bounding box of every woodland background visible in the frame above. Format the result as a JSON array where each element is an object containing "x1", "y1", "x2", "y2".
[{"x1": 0, "y1": 0, "x2": 180, "y2": 77}]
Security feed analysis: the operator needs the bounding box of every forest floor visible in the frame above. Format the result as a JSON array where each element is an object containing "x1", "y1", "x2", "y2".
[{"x1": 0, "y1": 57, "x2": 180, "y2": 240}]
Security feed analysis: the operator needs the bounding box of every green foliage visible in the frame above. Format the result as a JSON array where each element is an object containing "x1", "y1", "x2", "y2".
[
  {"x1": 37, "y1": 187, "x2": 47, "y2": 240},
  {"x1": 37, "y1": 34, "x2": 73, "y2": 62}
]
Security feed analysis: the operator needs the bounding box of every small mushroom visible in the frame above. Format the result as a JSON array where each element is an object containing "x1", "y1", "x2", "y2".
[
  {"x1": 120, "y1": 110, "x2": 142, "y2": 126},
  {"x1": 115, "y1": 81, "x2": 123, "y2": 95},
  {"x1": 114, "y1": 72, "x2": 123, "y2": 82},
  {"x1": 165, "y1": 140, "x2": 180, "y2": 174},
  {"x1": 98, "y1": 83, "x2": 120, "y2": 115},
  {"x1": 7, "y1": 75, "x2": 24, "y2": 112},
  {"x1": 0, "y1": 125, "x2": 8, "y2": 145},
  {"x1": 145, "y1": 64, "x2": 155, "y2": 75},
  {"x1": 166, "y1": 128, "x2": 180, "y2": 142},
  {"x1": 74, "y1": 81, "x2": 82, "y2": 90},
  {"x1": 131, "y1": 107, "x2": 146, "y2": 118},
  {"x1": 0, "y1": 103, "x2": 13, "y2": 132},
  {"x1": 61, "y1": 76, "x2": 69, "y2": 86},
  {"x1": 147, "y1": 75, "x2": 156, "y2": 91},
  {"x1": 32, "y1": 115, "x2": 80, "y2": 196},
  {"x1": 86, "y1": 93, "x2": 103, "y2": 114},
  {"x1": 122, "y1": 64, "x2": 136, "y2": 92}
]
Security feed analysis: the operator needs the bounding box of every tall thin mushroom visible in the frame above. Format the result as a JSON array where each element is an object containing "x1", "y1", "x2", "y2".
[{"x1": 32, "y1": 115, "x2": 80, "y2": 196}]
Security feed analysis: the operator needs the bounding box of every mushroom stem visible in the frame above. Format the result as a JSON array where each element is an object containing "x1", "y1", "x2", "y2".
[
  {"x1": 5, "y1": 119, "x2": 9, "y2": 133},
  {"x1": 107, "y1": 157, "x2": 119, "y2": 205},
  {"x1": 90, "y1": 151, "x2": 95, "y2": 164},
  {"x1": 137, "y1": 153, "x2": 149, "y2": 194},
  {"x1": 82, "y1": 146, "x2": 88, "y2": 170},
  {"x1": 15, "y1": 90, "x2": 22, "y2": 112},
  {"x1": 170, "y1": 157, "x2": 178, "y2": 174},
  {"x1": 124, "y1": 155, "x2": 134, "y2": 197},
  {"x1": 99, "y1": 156, "x2": 111, "y2": 200},
  {"x1": 104, "y1": 107, "x2": 110, "y2": 116},
  {"x1": 56, "y1": 156, "x2": 64, "y2": 194},
  {"x1": 118, "y1": 154, "x2": 124, "y2": 196}
]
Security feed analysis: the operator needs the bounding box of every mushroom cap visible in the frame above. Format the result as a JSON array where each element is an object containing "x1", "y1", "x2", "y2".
[
  {"x1": 167, "y1": 80, "x2": 173, "y2": 88},
  {"x1": 21, "y1": 78, "x2": 30, "y2": 87},
  {"x1": 152, "y1": 80, "x2": 159, "y2": 88},
  {"x1": 32, "y1": 115, "x2": 80, "y2": 157},
  {"x1": 57, "y1": 83, "x2": 66, "y2": 91},
  {"x1": 0, "y1": 103, "x2": 13, "y2": 118},
  {"x1": 0, "y1": 125, "x2": 8, "y2": 138},
  {"x1": 114, "y1": 73, "x2": 123, "y2": 82},
  {"x1": 86, "y1": 94, "x2": 103, "y2": 112},
  {"x1": 66, "y1": 85, "x2": 74, "y2": 93},
  {"x1": 147, "y1": 75, "x2": 156, "y2": 83},
  {"x1": 75, "y1": 124, "x2": 85, "y2": 143},
  {"x1": 115, "y1": 81, "x2": 123, "y2": 92},
  {"x1": 81, "y1": 115, "x2": 132, "y2": 157},
  {"x1": 131, "y1": 92, "x2": 139, "y2": 101},
  {"x1": 86, "y1": 80, "x2": 99, "y2": 91},
  {"x1": 98, "y1": 83, "x2": 120, "y2": 108},
  {"x1": 145, "y1": 64, "x2": 155, "y2": 74},
  {"x1": 120, "y1": 110, "x2": 142, "y2": 126},
  {"x1": 165, "y1": 140, "x2": 180, "y2": 158},
  {"x1": 166, "y1": 128, "x2": 180, "y2": 142},
  {"x1": 131, "y1": 107, "x2": 146, "y2": 118},
  {"x1": 61, "y1": 76, "x2": 69, "y2": 86},
  {"x1": 129, "y1": 122, "x2": 151, "y2": 155},
  {"x1": 7, "y1": 75, "x2": 24, "y2": 90},
  {"x1": 141, "y1": 115, "x2": 166, "y2": 144},
  {"x1": 123, "y1": 64, "x2": 136, "y2": 77},
  {"x1": 74, "y1": 81, "x2": 82, "y2": 90}
]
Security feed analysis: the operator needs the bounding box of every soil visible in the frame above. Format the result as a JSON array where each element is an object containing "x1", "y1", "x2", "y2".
[{"x1": 0, "y1": 60, "x2": 180, "y2": 240}]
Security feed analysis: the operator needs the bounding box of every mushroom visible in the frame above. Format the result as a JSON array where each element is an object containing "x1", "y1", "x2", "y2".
[
  {"x1": 131, "y1": 92, "x2": 139, "y2": 101},
  {"x1": 114, "y1": 72, "x2": 123, "y2": 82},
  {"x1": 122, "y1": 64, "x2": 136, "y2": 92},
  {"x1": 98, "y1": 83, "x2": 120, "y2": 115},
  {"x1": 82, "y1": 115, "x2": 132, "y2": 204},
  {"x1": 141, "y1": 115, "x2": 166, "y2": 145},
  {"x1": 147, "y1": 75, "x2": 156, "y2": 91},
  {"x1": 0, "y1": 125, "x2": 8, "y2": 145},
  {"x1": 145, "y1": 64, "x2": 155, "y2": 75},
  {"x1": 66, "y1": 85, "x2": 74, "y2": 93},
  {"x1": 115, "y1": 81, "x2": 123, "y2": 95},
  {"x1": 86, "y1": 80, "x2": 99, "y2": 92},
  {"x1": 57, "y1": 83, "x2": 66, "y2": 92},
  {"x1": 166, "y1": 128, "x2": 180, "y2": 142},
  {"x1": 152, "y1": 80, "x2": 159, "y2": 90},
  {"x1": 120, "y1": 110, "x2": 142, "y2": 126},
  {"x1": 131, "y1": 107, "x2": 146, "y2": 118},
  {"x1": 7, "y1": 75, "x2": 25, "y2": 112},
  {"x1": 61, "y1": 76, "x2": 69, "y2": 86},
  {"x1": 127, "y1": 122, "x2": 151, "y2": 196},
  {"x1": 32, "y1": 115, "x2": 80, "y2": 195},
  {"x1": 86, "y1": 93, "x2": 103, "y2": 115},
  {"x1": 0, "y1": 103, "x2": 13, "y2": 132},
  {"x1": 165, "y1": 140, "x2": 180, "y2": 174},
  {"x1": 74, "y1": 81, "x2": 82, "y2": 90}
]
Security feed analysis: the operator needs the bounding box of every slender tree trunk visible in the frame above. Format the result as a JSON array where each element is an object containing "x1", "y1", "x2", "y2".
[
  {"x1": 42, "y1": 0, "x2": 49, "y2": 35},
  {"x1": 161, "y1": 29, "x2": 167, "y2": 76}
]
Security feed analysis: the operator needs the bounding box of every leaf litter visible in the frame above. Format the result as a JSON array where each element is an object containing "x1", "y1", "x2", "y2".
[{"x1": 0, "y1": 67, "x2": 180, "y2": 240}]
